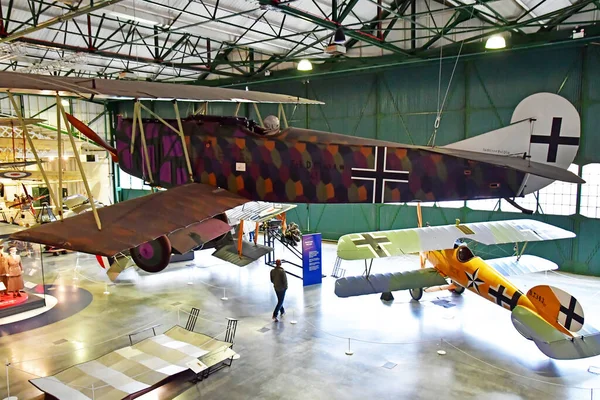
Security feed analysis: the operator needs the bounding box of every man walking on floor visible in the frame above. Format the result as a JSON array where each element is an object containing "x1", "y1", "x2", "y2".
[{"x1": 270, "y1": 259, "x2": 288, "y2": 322}]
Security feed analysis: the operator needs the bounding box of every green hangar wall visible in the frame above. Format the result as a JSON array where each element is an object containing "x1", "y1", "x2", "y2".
[
  {"x1": 250, "y1": 44, "x2": 600, "y2": 276},
  {"x1": 116, "y1": 44, "x2": 600, "y2": 276}
]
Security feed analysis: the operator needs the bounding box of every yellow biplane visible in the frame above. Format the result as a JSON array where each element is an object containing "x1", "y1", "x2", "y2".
[{"x1": 336, "y1": 214, "x2": 600, "y2": 360}]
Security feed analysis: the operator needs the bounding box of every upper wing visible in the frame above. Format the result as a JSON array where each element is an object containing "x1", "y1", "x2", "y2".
[
  {"x1": 337, "y1": 219, "x2": 575, "y2": 260},
  {"x1": 0, "y1": 71, "x2": 322, "y2": 104},
  {"x1": 9, "y1": 183, "x2": 248, "y2": 257}
]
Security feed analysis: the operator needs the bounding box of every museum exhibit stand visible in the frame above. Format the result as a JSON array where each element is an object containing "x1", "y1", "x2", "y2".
[{"x1": 0, "y1": 239, "x2": 46, "y2": 319}]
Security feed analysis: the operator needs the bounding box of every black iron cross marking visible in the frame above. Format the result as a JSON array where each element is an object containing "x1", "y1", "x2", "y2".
[
  {"x1": 352, "y1": 233, "x2": 391, "y2": 258},
  {"x1": 465, "y1": 268, "x2": 484, "y2": 294},
  {"x1": 351, "y1": 146, "x2": 409, "y2": 203},
  {"x1": 559, "y1": 296, "x2": 584, "y2": 331},
  {"x1": 530, "y1": 117, "x2": 579, "y2": 163},
  {"x1": 488, "y1": 285, "x2": 522, "y2": 310}
]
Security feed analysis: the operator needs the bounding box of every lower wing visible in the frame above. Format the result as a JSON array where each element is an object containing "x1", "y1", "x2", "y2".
[
  {"x1": 485, "y1": 255, "x2": 558, "y2": 277},
  {"x1": 9, "y1": 183, "x2": 248, "y2": 257},
  {"x1": 335, "y1": 268, "x2": 447, "y2": 298}
]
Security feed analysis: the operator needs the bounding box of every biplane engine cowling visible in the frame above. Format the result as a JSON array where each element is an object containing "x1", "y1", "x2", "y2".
[{"x1": 130, "y1": 235, "x2": 172, "y2": 273}]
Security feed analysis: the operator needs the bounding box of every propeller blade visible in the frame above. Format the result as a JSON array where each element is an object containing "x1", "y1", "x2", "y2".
[
  {"x1": 66, "y1": 113, "x2": 119, "y2": 163},
  {"x1": 22, "y1": 183, "x2": 30, "y2": 199}
]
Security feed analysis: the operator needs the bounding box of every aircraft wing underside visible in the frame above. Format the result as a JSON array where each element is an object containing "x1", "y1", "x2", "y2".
[
  {"x1": 226, "y1": 202, "x2": 297, "y2": 225},
  {"x1": 9, "y1": 183, "x2": 249, "y2": 257},
  {"x1": 334, "y1": 268, "x2": 448, "y2": 298}
]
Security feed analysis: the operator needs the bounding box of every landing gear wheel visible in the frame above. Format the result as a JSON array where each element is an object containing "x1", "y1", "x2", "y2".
[
  {"x1": 409, "y1": 287, "x2": 423, "y2": 301},
  {"x1": 452, "y1": 284, "x2": 465, "y2": 295},
  {"x1": 130, "y1": 235, "x2": 172, "y2": 273}
]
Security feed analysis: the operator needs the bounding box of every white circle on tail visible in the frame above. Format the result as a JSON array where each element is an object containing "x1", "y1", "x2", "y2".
[
  {"x1": 550, "y1": 286, "x2": 585, "y2": 332},
  {"x1": 511, "y1": 93, "x2": 580, "y2": 194}
]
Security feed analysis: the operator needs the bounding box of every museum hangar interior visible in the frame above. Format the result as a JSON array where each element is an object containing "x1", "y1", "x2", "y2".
[{"x1": 0, "y1": 0, "x2": 599, "y2": 399}]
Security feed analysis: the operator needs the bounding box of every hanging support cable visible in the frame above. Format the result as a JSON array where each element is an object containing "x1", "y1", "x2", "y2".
[{"x1": 429, "y1": 4, "x2": 476, "y2": 147}]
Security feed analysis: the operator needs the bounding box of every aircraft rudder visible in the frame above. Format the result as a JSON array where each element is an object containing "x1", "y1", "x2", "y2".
[{"x1": 525, "y1": 284, "x2": 584, "y2": 333}]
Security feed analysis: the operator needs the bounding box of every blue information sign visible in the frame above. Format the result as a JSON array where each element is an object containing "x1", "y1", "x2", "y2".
[{"x1": 302, "y1": 233, "x2": 322, "y2": 286}]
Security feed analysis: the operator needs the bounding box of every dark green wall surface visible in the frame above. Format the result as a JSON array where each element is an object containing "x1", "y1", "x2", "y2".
[{"x1": 119, "y1": 44, "x2": 600, "y2": 276}]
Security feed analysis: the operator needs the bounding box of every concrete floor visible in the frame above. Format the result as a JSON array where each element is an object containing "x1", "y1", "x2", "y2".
[{"x1": 1, "y1": 240, "x2": 600, "y2": 400}]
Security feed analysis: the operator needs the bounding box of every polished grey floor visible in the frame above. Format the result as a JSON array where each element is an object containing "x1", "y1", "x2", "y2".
[{"x1": 1, "y1": 239, "x2": 600, "y2": 400}]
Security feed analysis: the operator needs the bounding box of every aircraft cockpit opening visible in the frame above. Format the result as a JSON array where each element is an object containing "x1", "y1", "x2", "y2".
[{"x1": 456, "y1": 246, "x2": 475, "y2": 263}]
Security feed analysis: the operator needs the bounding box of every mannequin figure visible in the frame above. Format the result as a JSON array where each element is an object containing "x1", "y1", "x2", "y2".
[
  {"x1": 0, "y1": 247, "x2": 7, "y2": 296},
  {"x1": 7, "y1": 246, "x2": 24, "y2": 297}
]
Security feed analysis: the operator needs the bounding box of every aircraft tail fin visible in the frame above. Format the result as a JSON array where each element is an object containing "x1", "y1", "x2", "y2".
[
  {"x1": 512, "y1": 305, "x2": 600, "y2": 360},
  {"x1": 525, "y1": 284, "x2": 584, "y2": 333},
  {"x1": 444, "y1": 93, "x2": 580, "y2": 194}
]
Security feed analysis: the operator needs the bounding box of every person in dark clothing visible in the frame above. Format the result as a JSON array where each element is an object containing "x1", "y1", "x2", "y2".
[{"x1": 270, "y1": 259, "x2": 288, "y2": 322}]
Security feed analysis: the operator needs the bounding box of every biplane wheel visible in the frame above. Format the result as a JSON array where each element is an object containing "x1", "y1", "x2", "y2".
[
  {"x1": 130, "y1": 235, "x2": 172, "y2": 273},
  {"x1": 409, "y1": 288, "x2": 423, "y2": 301},
  {"x1": 452, "y1": 284, "x2": 466, "y2": 295}
]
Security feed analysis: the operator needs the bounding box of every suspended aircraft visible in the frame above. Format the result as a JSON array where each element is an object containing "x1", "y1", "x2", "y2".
[
  {"x1": 0, "y1": 71, "x2": 584, "y2": 273},
  {"x1": 334, "y1": 216, "x2": 600, "y2": 360}
]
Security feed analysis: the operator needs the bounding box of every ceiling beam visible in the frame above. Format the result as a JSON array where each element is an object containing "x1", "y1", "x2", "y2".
[
  {"x1": 15, "y1": 37, "x2": 244, "y2": 78},
  {"x1": 0, "y1": 0, "x2": 125, "y2": 43},
  {"x1": 203, "y1": 23, "x2": 600, "y2": 87},
  {"x1": 420, "y1": 9, "x2": 471, "y2": 50},
  {"x1": 337, "y1": 0, "x2": 361, "y2": 23},
  {"x1": 539, "y1": 0, "x2": 597, "y2": 32},
  {"x1": 258, "y1": 0, "x2": 413, "y2": 56},
  {"x1": 345, "y1": 0, "x2": 412, "y2": 50}
]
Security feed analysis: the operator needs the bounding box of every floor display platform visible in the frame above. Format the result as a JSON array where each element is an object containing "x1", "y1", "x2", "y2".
[
  {"x1": 30, "y1": 325, "x2": 236, "y2": 400},
  {"x1": 0, "y1": 284, "x2": 92, "y2": 336},
  {"x1": 0, "y1": 291, "x2": 45, "y2": 319}
]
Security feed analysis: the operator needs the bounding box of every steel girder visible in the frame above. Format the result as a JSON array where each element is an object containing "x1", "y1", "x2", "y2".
[
  {"x1": 258, "y1": 0, "x2": 413, "y2": 56},
  {"x1": 539, "y1": 0, "x2": 598, "y2": 32},
  {"x1": 203, "y1": 22, "x2": 600, "y2": 87},
  {"x1": 0, "y1": 0, "x2": 336, "y2": 80},
  {"x1": 0, "y1": 0, "x2": 597, "y2": 82},
  {"x1": 344, "y1": 0, "x2": 413, "y2": 50},
  {"x1": 0, "y1": 0, "x2": 125, "y2": 43}
]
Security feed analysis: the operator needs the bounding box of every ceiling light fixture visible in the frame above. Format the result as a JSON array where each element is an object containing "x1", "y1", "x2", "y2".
[
  {"x1": 297, "y1": 59, "x2": 313, "y2": 71},
  {"x1": 334, "y1": 28, "x2": 346, "y2": 44},
  {"x1": 109, "y1": 11, "x2": 159, "y2": 26},
  {"x1": 485, "y1": 35, "x2": 506, "y2": 49}
]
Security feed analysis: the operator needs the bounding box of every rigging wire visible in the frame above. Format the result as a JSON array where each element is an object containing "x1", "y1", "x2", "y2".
[{"x1": 429, "y1": 5, "x2": 477, "y2": 147}]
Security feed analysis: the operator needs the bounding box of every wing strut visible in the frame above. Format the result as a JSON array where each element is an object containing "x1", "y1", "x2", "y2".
[
  {"x1": 514, "y1": 241, "x2": 528, "y2": 261},
  {"x1": 133, "y1": 101, "x2": 195, "y2": 184},
  {"x1": 363, "y1": 259, "x2": 374, "y2": 278},
  {"x1": 7, "y1": 93, "x2": 60, "y2": 212},
  {"x1": 131, "y1": 101, "x2": 154, "y2": 184},
  {"x1": 58, "y1": 98, "x2": 102, "y2": 230}
]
